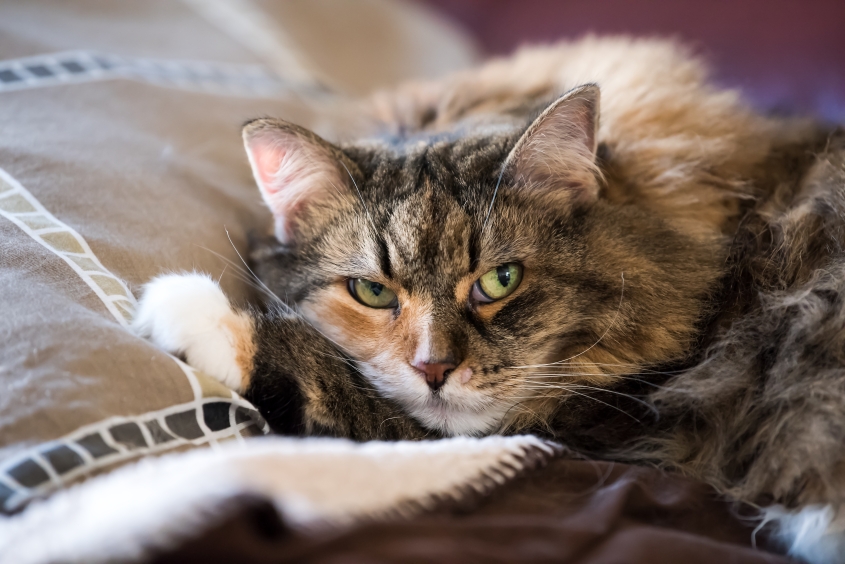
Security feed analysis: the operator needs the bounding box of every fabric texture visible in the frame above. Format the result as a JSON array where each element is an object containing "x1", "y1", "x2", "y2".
[
  {"x1": 156, "y1": 456, "x2": 788, "y2": 563},
  {"x1": 0, "y1": 436, "x2": 556, "y2": 564},
  {"x1": 0, "y1": 437, "x2": 788, "y2": 564},
  {"x1": 0, "y1": 0, "x2": 476, "y2": 514}
]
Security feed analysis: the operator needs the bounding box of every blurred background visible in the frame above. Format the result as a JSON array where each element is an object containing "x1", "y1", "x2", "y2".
[{"x1": 416, "y1": 0, "x2": 845, "y2": 122}]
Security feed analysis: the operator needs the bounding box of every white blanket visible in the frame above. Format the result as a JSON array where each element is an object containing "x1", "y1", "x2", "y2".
[{"x1": 0, "y1": 435, "x2": 557, "y2": 564}]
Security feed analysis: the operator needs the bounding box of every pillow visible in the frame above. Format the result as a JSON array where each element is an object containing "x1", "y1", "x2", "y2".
[{"x1": 0, "y1": 0, "x2": 477, "y2": 513}]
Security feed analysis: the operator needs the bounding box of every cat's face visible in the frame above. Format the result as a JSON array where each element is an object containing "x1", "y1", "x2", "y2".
[{"x1": 246, "y1": 86, "x2": 721, "y2": 436}]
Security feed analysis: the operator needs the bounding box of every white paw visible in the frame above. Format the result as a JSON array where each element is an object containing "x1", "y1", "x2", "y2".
[
  {"x1": 132, "y1": 273, "x2": 255, "y2": 392},
  {"x1": 763, "y1": 504, "x2": 845, "y2": 564}
]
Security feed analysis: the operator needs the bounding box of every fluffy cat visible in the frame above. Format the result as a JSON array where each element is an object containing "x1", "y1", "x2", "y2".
[{"x1": 134, "y1": 37, "x2": 845, "y2": 562}]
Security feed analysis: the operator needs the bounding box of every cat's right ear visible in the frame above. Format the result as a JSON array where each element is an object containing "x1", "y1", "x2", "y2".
[
  {"x1": 505, "y1": 84, "x2": 601, "y2": 204},
  {"x1": 242, "y1": 118, "x2": 349, "y2": 244}
]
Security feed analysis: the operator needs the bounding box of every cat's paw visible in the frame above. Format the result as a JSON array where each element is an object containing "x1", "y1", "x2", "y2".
[
  {"x1": 765, "y1": 504, "x2": 845, "y2": 564},
  {"x1": 132, "y1": 273, "x2": 255, "y2": 393}
]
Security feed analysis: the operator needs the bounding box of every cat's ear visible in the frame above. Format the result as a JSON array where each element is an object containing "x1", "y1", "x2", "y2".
[
  {"x1": 243, "y1": 118, "x2": 349, "y2": 244},
  {"x1": 505, "y1": 84, "x2": 601, "y2": 203}
]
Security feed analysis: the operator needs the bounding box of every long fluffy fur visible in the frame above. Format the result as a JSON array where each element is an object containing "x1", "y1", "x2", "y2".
[
  {"x1": 366, "y1": 36, "x2": 791, "y2": 240},
  {"x1": 617, "y1": 137, "x2": 845, "y2": 555}
]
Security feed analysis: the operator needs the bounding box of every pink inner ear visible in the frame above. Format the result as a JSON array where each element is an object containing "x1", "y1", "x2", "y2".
[
  {"x1": 244, "y1": 129, "x2": 345, "y2": 243},
  {"x1": 249, "y1": 137, "x2": 288, "y2": 194}
]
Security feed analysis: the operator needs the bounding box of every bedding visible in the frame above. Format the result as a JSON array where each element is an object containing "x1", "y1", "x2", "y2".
[
  {"x1": 1, "y1": 437, "x2": 787, "y2": 564},
  {"x1": 0, "y1": 1, "x2": 791, "y2": 562},
  {"x1": 156, "y1": 457, "x2": 789, "y2": 564},
  {"x1": 0, "y1": 0, "x2": 475, "y2": 514}
]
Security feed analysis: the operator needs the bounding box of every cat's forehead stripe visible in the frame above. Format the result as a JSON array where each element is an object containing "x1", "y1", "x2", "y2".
[
  {"x1": 378, "y1": 178, "x2": 477, "y2": 295},
  {"x1": 374, "y1": 237, "x2": 391, "y2": 279}
]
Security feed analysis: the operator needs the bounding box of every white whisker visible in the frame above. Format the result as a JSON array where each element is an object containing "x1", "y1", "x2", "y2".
[
  {"x1": 520, "y1": 383, "x2": 657, "y2": 415},
  {"x1": 482, "y1": 159, "x2": 508, "y2": 232},
  {"x1": 510, "y1": 272, "x2": 625, "y2": 369},
  {"x1": 196, "y1": 243, "x2": 287, "y2": 307},
  {"x1": 510, "y1": 387, "x2": 641, "y2": 422},
  {"x1": 339, "y1": 160, "x2": 378, "y2": 235}
]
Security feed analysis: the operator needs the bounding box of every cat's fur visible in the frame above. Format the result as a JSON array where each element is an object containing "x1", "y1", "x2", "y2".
[{"x1": 135, "y1": 37, "x2": 845, "y2": 561}]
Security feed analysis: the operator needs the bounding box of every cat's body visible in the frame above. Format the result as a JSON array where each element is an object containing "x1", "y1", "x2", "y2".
[{"x1": 134, "y1": 37, "x2": 845, "y2": 561}]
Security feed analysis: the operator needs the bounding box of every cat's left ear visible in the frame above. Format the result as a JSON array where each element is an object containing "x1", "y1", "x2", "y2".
[
  {"x1": 243, "y1": 118, "x2": 351, "y2": 244},
  {"x1": 505, "y1": 84, "x2": 601, "y2": 203}
]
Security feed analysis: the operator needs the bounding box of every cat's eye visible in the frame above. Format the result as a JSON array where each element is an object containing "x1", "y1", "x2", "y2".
[
  {"x1": 348, "y1": 278, "x2": 399, "y2": 309},
  {"x1": 472, "y1": 263, "x2": 523, "y2": 303}
]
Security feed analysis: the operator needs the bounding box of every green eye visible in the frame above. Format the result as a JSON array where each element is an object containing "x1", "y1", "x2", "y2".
[
  {"x1": 473, "y1": 263, "x2": 523, "y2": 303},
  {"x1": 348, "y1": 278, "x2": 398, "y2": 309}
]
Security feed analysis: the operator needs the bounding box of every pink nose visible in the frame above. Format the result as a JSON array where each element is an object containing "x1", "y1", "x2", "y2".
[{"x1": 413, "y1": 361, "x2": 457, "y2": 391}]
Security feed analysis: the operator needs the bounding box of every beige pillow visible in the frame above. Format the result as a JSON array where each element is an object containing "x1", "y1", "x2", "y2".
[{"x1": 0, "y1": 0, "x2": 476, "y2": 513}]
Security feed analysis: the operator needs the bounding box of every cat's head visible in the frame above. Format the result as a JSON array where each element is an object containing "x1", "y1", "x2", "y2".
[{"x1": 244, "y1": 85, "x2": 721, "y2": 436}]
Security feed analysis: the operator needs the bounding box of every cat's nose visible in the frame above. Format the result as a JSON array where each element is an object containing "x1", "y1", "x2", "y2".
[{"x1": 413, "y1": 360, "x2": 457, "y2": 391}]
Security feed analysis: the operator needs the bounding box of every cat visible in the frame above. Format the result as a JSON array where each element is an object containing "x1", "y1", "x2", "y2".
[{"x1": 134, "y1": 37, "x2": 845, "y2": 562}]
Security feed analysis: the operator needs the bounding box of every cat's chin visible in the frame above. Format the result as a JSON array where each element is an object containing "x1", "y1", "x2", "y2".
[
  {"x1": 402, "y1": 392, "x2": 509, "y2": 437},
  {"x1": 419, "y1": 407, "x2": 500, "y2": 437}
]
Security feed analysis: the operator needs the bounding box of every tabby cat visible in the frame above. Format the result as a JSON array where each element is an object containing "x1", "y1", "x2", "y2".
[{"x1": 134, "y1": 37, "x2": 845, "y2": 562}]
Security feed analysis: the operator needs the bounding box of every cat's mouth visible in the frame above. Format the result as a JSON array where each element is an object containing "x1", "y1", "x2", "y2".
[
  {"x1": 412, "y1": 384, "x2": 512, "y2": 436},
  {"x1": 358, "y1": 361, "x2": 510, "y2": 435}
]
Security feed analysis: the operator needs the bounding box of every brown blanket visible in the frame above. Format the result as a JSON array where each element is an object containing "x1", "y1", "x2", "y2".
[{"x1": 156, "y1": 457, "x2": 787, "y2": 563}]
